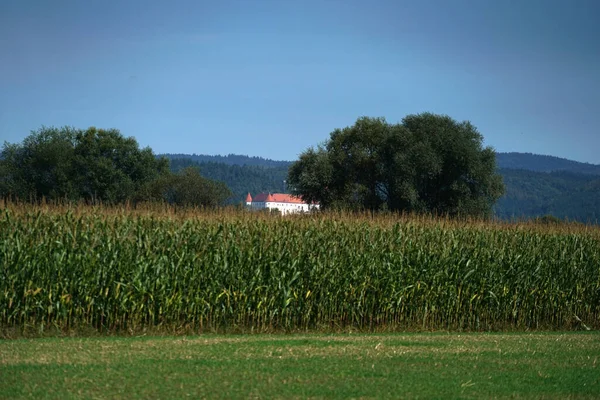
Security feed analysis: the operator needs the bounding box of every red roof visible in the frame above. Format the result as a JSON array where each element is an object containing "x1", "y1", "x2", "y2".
[
  {"x1": 250, "y1": 192, "x2": 312, "y2": 204},
  {"x1": 245, "y1": 193, "x2": 252, "y2": 202},
  {"x1": 252, "y1": 192, "x2": 269, "y2": 202}
]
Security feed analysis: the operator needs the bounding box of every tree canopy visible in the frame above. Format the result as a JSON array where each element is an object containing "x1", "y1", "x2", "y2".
[
  {"x1": 288, "y1": 113, "x2": 505, "y2": 217},
  {"x1": 142, "y1": 166, "x2": 232, "y2": 207},
  {"x1": 0, "y1": 126, "x2": 230, "y2": 207}
]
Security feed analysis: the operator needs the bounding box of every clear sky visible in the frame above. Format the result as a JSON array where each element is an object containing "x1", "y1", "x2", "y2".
[{"x1": 1, "y1": 0, "x2": 599, "y2": 163}]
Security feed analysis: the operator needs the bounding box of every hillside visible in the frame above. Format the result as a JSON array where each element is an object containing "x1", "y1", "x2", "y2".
[
  {"x1": 496, "y1": 152, "x2": 600, "y2": 175},
  {"x1": 162, "y1": 153, "x2": 290, "y2": 168},
  {"x1": 495, "y1": 169, "x2": 600, "y2": 223},
  {"x1": 166, "y1": 152, "x2": 600, "y2": 174},
  {"x1": 168, "y1": 158, "x2": 289, "y2": 204},
  {"x1": 160, "y1": 152, "x2": 600, "y2": 223}
]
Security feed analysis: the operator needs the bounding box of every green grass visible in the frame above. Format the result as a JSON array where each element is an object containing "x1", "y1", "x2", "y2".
[{"x1": 1, "y1": 332, "x2": 599, "y2": 399}]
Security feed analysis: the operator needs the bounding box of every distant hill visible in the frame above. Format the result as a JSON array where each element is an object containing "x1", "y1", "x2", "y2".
[
  {"x1": 167, "y1": 157, "x2": 290, "y2": 204},
  {"x1": 495, "y1": 168, "x2": 600, "y2": 223},
  {"x1": 496, "y1": 152, "x2": 600, "y2": 175},
  {"x1": 159, "y1": 152, "x2": 600, "y2": 223},
  {"x1": 161, "y1": 153, "x2": 291, "y2": 168},
  {"x1": 165, "y1": 152, "x2": 600, "y2": 174}
]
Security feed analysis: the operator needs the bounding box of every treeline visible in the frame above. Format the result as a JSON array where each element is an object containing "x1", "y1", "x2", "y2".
[
  {"x1": 496, "y1": 152, "x2": 600, "y2": 175},
  {"x1": 4, "y1": 125, "x2": 600, "y2": 222},
  {"x1": 496, "y1": 168, "x2": 600, "y2": 223},
  {"x1": 164, "y1": 153, "x2": 600, "y2": 223},
  {"x1": 168, "y1": 158, "x2": 289, "y2": 204},
  {"x1": 0, "y1": 127, "x2": 230, "y2": 207},
  {"x1": 162, "y1": 153, "x2": 291, "y2": 168}
]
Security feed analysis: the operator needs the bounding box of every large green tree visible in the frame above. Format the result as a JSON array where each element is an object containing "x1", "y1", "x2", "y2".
[
  {"x1": 0, "y1": 126, "x2": 81, "y2": 201},
  {"x1": 0, "y1": 126, "x2": 170, "y2": 203},
  {"x1": 0, "y1": 126, "x2": 230, "y2": 207},
  {"x1": 71, "y1": 127, "x2": 170, "y2": 203},
  {"x1": 0, "y1": 127, "x2": 76, "y2": 200},
  {"x1": 288, "y1": 113, "x2": 505, "y2": 217}
]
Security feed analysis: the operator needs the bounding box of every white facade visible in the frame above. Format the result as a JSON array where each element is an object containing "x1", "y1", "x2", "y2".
[{"x1": 246, "y1": 193, "x2": 320, "y2": 215}]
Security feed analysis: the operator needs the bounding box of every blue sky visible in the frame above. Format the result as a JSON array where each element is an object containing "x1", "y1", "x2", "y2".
[{"x1": 1, "y1": 0, "x2": 599, "y2": 163}]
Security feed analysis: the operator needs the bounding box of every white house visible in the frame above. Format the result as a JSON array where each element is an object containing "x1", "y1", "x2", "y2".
[{"x1": 245, "y1": 192, "x2": 320, "y2": 215}]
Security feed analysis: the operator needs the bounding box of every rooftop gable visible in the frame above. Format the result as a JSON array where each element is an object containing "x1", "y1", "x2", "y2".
[{"x1": 251, "y1": 192, "x2": 316, "y2": 204}]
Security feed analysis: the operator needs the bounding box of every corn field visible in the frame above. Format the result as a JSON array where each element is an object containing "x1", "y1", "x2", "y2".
[{"x1": 1, "y1": 202, "x2": 599, "y2": 334}]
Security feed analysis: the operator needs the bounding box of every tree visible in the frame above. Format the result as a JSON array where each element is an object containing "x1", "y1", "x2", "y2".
[
  {"x1": 0, "y1": 126, "x2": 79, "y2": 201},
  {"x1": 70, "y1": 127, "x2": 169, "y2": 203},
  {"x1": 148, "y1": 167, "x2": 232, "y2": 207},
  {"x1": 0, "y1": 126, "x2": 165, "y2": 204},
  {"x1": 288, "y1": 113, "x2": 505, "y2": 218},
  {"x1": 287, "y1": 147, "x2": 333, "y2": 206}
]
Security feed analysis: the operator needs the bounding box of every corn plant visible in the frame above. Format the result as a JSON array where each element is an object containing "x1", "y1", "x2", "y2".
[{"x1": 1, "y1": 202, "x2": 599, "y2": 334}]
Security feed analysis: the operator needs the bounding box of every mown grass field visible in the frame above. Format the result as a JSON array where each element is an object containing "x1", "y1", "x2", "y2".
[
  {"x1": 1, "y1": 202, "x2": 599, "y2": 336},
  {"x1": 1, "y1": 332, "x2": 599, "y2": 399}
]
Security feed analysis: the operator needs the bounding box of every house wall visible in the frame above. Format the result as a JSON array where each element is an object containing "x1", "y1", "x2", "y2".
[{"x1": 248, "y1": 201, "x2": 319, "y2": 215}]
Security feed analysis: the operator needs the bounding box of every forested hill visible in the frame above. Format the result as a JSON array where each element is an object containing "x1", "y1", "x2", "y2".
[
  {"x1": 161, "y1": 153, "x2": 291, "y2": 168},
  {"x1": 164, "y1": 152, "x2": 600, "y2": 174},
  {"x1": 496, "y1": 152, "x2": 600, "y2": 175},
  {"x1": 495, "y1": 169, "x2": 600, "y2": 223},
  {"x1": 160, "y1": 153, "x2": 600, "y2": 223},
  {"x1": 167, "y1": 158, "x2": 289, "y2": 204},
  {"x1": 163, "y1": 154, "x2": 292, "y2": 204}
]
